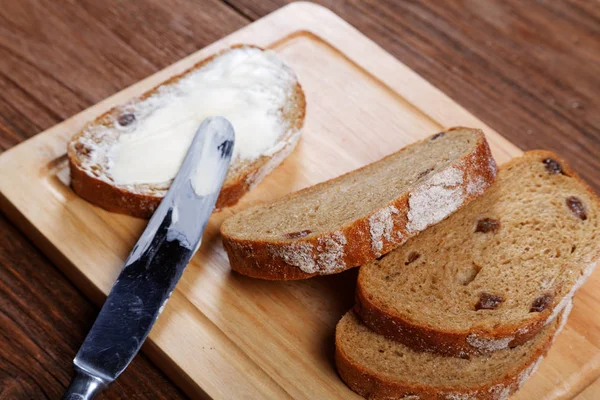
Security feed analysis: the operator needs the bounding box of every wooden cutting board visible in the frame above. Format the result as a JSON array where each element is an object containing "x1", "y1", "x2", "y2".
[{"x1": 0, "y1": 3, "x2": 598, "y2": 399}]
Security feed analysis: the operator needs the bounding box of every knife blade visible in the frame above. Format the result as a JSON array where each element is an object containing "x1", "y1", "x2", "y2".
[{"x1": 63, "y1": 116, "x2": 235, "y2": 400}]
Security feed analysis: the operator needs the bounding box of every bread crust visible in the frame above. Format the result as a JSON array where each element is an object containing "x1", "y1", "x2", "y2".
[
  {"x1": 67, "y1": 45, "x2": 306, "y2": 219},
  {"x1": 222, "y1": 128, "x2": 497, "y2": 280},
  {"x1": 355, "y1": 150, "x2": 600, "y2": 357},
  {"x1": 334, "y1": 320, "x2": 555, "y2": 400},
  {"x1": 355, "y1": 281, "x2": 548, "y2": 358}
]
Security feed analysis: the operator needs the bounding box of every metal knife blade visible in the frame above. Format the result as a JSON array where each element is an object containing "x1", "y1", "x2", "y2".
[{"x1": 63, "y1": 116, "x2": 235, "y2": 400}]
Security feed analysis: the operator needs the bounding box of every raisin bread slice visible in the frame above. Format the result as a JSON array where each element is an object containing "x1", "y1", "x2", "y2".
[
  {"x1": 221, "y1": 128, "x2": 497, "y2": 280},
  {"x1": 356, "y1": 151, "x2": 600, "y2": 357},
  {"x1": 335, "y1": 307, "x2": 569, "y2": 400},
  {"x1": 68, "y1": 45, "x2": 306, "y2": 218}
]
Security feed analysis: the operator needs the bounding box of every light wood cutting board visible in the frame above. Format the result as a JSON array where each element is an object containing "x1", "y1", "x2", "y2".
[{"x1": 0, "y1": 3, "x2": 598, "y2": 399}]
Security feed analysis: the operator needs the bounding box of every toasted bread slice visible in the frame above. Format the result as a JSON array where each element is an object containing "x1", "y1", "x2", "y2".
[
  {"x1": 221, "y1": 128, "x2": 497, "y2": 280},
  {"x1": 68, "y1": 45, "x2": 305, "y2": 218},
  {"x1": 356, "y1": 151, "x2": 600, "y2": 357},
  {"x1": 335, "y1": 308, "x2": 568, "y2": 400}
]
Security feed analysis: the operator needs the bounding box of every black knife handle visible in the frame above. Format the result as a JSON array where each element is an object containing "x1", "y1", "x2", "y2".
[{"x1": 63, "y1": 366, "x2": 109, "y2": 400}]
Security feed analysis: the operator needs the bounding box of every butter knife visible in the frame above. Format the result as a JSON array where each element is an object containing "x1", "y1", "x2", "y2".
[{"x1": 63, "y1": 116, "x2": 235, "y2": 400}]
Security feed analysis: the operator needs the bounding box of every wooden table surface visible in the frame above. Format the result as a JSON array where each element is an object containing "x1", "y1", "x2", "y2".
[{"x1": 1, "y1": 1, "x2": 598, "y2": 399}]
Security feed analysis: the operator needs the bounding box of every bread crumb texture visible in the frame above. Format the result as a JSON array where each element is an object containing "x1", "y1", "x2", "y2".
[
  {"x1": 222, "y1": 128, "x2": 496, "y2": 279},
  {"x1": 356, "y1": 151, "x2": 600, "y2": 355},
  {"x1": 335, "y1": 310, "x2": 561, "y2": 400}
]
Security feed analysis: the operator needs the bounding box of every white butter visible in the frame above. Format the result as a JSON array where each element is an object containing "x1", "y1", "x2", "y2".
[
  {"x1": 191, "y1": 118, "x2": 235, "y2": 197},
  {"x1": 106, "y1": 47, "x2": 296, "y2": 185}
]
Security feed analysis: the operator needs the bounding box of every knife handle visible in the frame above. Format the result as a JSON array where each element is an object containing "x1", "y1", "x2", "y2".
[{"x1": 62, "y1": 366, "x2": 108, "y2": 400}]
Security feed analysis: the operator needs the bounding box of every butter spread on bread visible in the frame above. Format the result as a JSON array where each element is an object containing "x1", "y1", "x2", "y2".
[{"x1": 68, "y1": 45, "x2": 305, "y2": 218}]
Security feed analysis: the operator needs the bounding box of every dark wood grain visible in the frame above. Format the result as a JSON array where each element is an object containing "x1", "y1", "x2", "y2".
[{"x1": 1, "y1": 0, "x2": 599, "y2": 399}]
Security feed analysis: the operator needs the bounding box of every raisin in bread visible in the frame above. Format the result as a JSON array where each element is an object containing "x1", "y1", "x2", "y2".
[
  {"x1": 221, "y1": 128, "x2": 497, "y2": 280},
  {"x1": 68, "y1": 45, "x2": 305, "y2": 218},
  {"x1": 335, "y1": 307, "x2": 569, "y2": 400},
  {"x1": 356, "y1": 151, "x2": 600, "y2": 357}
]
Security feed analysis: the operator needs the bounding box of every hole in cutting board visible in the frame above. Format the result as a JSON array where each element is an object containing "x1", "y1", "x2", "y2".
[{"x1": 42, "y1": 154, "x2": 72, "y2": 202}]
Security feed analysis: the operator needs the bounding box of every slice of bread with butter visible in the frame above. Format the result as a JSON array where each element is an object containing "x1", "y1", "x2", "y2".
[{"x1": 68, "y1": 45, "x2": 306, "y2": 218}]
